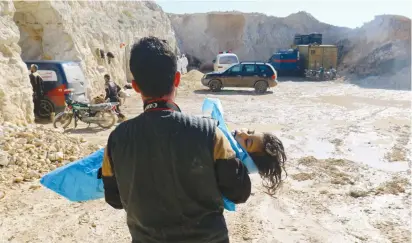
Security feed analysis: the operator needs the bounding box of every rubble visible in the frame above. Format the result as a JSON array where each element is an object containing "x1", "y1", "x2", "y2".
[{"x1": 0, "y1": 122, "x2": 99, "y2": 185}]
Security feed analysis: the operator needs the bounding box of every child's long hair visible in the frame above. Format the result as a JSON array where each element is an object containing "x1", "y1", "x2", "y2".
[{"x1": 249, "y1": 132, "x2": 287, "y2": 196}]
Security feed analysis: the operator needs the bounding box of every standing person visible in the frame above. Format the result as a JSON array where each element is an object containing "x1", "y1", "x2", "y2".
[
  {"x1": 181, "y1": 54, "x2": 188, "y2": 74},
  {"x1": 176, "y1": 55, "x2": 182, "y2": 74},
  {"x1": 101, "y1": 37, "x2": 251, "y2": 243},
  {"x1": 104, "y1": 74, "x2": 126, "y2": 121},
  {"x1": 319, "y1": 66, "x2": 325, "y2": 81},
  {"x1": 29, "y1": 64, "x2": 44, "y2": 118}
]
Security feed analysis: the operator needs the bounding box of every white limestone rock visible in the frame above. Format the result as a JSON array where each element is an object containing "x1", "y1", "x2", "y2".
[{"x1": 0, "y1": 1, "x2": 34, "y2": 124}]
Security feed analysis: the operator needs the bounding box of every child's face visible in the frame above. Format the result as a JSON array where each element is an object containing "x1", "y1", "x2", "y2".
[{"x1": 233, "y1": 129, "x2": 264, "y2": 154}]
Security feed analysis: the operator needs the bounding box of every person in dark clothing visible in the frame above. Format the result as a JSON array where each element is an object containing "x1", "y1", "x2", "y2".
[
  {"x1": 101, "y1": 37, "x2": 251, "y2": 243},
  {"x1": 319, "y1": 66, "x2": 325, "y2": 80},
  {"x1": 29, "y1": 64, "x2": 44, "y2": 117},
  {"x1": 104, "y1": 74, "x2": 126, "y2": 121}
]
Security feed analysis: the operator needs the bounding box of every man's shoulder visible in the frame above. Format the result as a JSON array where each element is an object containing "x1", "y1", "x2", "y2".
[
  {"x1": 110, "y1": 115, "x2": 142, "y2": 135},
  {"x1": 173, "y1": 112, "x2": 214, "y2": 122},
  {"x1": 174, "y1": 113, "x2": 218, "y2": 134},
  {"x1": 110, "y1": 112, "x2": 218, "y2": 136}
]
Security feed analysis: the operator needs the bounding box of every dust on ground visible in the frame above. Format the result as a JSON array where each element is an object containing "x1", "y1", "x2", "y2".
[{"x1": 0, "y1": 74, "x2": 411, "y2": 243}]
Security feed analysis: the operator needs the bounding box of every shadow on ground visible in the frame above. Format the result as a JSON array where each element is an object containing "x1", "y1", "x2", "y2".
[
  {"x1": 277, "y1": 76, "x2": 307, "y2": 82},
  {"x1": 34, "y1": 118, "x2": 53, "y2": 125},
  {"x1": 193, "y1": 89, "x2": 274, "y2": 96},
  {"x1": 63, "y1": 126, "x2": 109, "y2": 134}
]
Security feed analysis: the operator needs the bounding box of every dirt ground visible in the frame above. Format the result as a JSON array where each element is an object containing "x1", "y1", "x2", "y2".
[{"x1": 0, "y1": 76, "x2": 411, "y2": 243}]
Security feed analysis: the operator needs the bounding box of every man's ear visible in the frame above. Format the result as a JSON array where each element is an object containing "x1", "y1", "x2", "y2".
[
  {"x1": 174, "y1": 71, "x2": 181, "y2": 88},
  {"x1": 131, "y1": 80, "x2": 140, "y2": 93}
]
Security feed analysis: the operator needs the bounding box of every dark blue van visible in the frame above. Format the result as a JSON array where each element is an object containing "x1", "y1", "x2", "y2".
[{"x1": 24, "y1": 60, "x2": 88, "y2": 118}]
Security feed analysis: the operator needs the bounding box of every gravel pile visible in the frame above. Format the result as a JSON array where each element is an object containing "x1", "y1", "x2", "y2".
[
  {"x1": 179, "y1": 70, "x2": 205, "y2": 91},
  {"x1": 0, "y1": 122, "x2": 100, "y2": 185}
]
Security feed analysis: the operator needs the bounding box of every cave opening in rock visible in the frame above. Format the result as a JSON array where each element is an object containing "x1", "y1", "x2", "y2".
[{"x1": 13, "y1": 2, "x2": 47, "y2": 61}]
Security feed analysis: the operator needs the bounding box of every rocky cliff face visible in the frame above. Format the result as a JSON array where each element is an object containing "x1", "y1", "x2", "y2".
[
  {"x1": 0, "y1": 1, "x2": 33, "y2": 124},
  {"x1": 0, "y1": 0, "x2": 177, "y2": 123},
  {"x1": 169, "y1": 11, "x2": 350, "y2": 63},
  {"x1": 340, "y1": 15, "x2": 411, "y2": 90}
]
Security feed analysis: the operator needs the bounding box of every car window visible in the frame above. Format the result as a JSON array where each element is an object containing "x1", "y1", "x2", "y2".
[
  {"x1": 37, "y1": 70, "x2": 58, "y2": 82},
  {"x1": 228, "y1": 64, "x2": 242, "y2": 73},
  {"x1": 258, "y1": 65, "x2": 273, "y2": 75},
  {"x1": 219, "y1": 55, "x2": 239, "y2": 65},
  {"x1": 243, "y1": 64, "x2": 256, "y2": 73}
]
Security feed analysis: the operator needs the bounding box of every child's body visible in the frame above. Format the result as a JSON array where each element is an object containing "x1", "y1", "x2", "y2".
[{"x1": 232, "y1": 129, "x2": 287, "y2": 195}]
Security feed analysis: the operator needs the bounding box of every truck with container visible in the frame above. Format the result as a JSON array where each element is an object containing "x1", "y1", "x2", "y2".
[
  {"x1": 268, "y1": 33, "x2": 338, "y2": 79},
  {"x1": 297, "y1": 44, "x2": 338, "y2": 70}
]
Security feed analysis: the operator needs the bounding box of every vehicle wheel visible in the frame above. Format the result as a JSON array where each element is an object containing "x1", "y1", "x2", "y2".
[
  {"x1": 254, "y1": 81, "x2": 268, "y2": 94},
  {"x1": 38, "y1": 99, "x2": 55, "y2": 118},
  {"x1": 209, "y1": 80, "x2": 222, "y2": 92},
  {"x1": 97, "y1": 111, "x2": 116, "y2": 129},
  {"x1": 53, "y1": 112, "x2": 73, "y2": 129}
]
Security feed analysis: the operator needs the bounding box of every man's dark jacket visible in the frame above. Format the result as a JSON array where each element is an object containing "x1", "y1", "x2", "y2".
[
  {"x1": 29, "y1": 72, "x2": 44, "y2": 97},
  {"x1": 101, "y1": 101, "x2": 251, "y2": 243},
  {"x1": 105, "y1": 81, "x2": 121, "y2": 102}
]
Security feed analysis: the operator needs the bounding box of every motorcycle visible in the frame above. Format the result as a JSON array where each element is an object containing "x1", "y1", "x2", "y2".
[
  {"x1": 53, "y1": 89, "x2": 119, "y2": 129},
  {"x1": 325, "y1": 68, "x2": 337, "y2": 80},
  {"x1": 305, "y1": 68, "x2": 334, "y2": 81},
  {"x1": 304, "y1": 69, "x2": 320, "y2": 80}
]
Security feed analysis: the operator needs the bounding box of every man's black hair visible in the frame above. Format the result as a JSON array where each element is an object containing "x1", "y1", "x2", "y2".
[{"x1": 129, "y1": 36, "x2": 177, "y2": 98}]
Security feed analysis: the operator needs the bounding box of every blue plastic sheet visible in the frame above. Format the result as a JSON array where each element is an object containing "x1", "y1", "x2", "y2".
[
  {"x1": 202, "y1": 98, "x2": 257, "y2": 211},
  {"x1": 40, "y1": 98, "x2": 257, "y2": 211},
  {"x1": 202, "y1": 98, "x2": 258, "y2": 173},
  {"x1": 40, "y1": 148, "x2": 105, "y2": 202}
]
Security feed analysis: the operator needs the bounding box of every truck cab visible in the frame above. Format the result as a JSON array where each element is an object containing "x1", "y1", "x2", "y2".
[
  {"x1": 25, "y1": 60, "x2": 89, "y2": 118},
  {"x1": 268, "y1": 49, "x2": 300, "y2": 75}
]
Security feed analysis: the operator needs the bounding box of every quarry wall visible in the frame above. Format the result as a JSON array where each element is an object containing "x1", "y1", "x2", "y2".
[{"x1": 169, "y1": 11, "x2": 350, "y2": 63}]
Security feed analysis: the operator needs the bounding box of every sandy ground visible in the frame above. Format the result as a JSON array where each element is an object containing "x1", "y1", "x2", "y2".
[{"x1": 0, "y1": 76, "x2": 411, "y2": 243}]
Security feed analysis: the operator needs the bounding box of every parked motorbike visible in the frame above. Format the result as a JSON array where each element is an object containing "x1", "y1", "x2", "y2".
[
  {"x1": 305, "y1": 68, "x2": 337, "y2": 81},
  {"x1": 53, "y1": 89, "x2": 119, "y2": 129},
  {"x1": 325, "y1": 68, "x2": 337, "y2": 80},
  {"x1": 304, "y1": 69, "x2": 320, "y2": 80}
]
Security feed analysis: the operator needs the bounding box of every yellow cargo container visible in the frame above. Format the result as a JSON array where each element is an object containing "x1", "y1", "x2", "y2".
[{"x1": 297, "y1": 45, "x2": 338, "y2": 70}]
